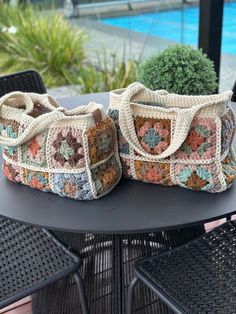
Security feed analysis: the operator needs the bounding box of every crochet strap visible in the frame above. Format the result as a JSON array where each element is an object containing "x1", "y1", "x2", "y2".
[
  {"x1": 0, "y1": 92, "x2": 103, "y2": 147},
  {"x1": 119, "y1": 82, "x2": 231, "y2": 161},
  {"x1": 0, "y1": 92, "x2": 36, "y2": 113}
]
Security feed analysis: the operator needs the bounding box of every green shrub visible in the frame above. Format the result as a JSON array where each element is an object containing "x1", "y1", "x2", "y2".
[
  {"x1": 78, "y1": 50, "x2": 139, "y2": 93},
  {"x1": 138, "y1": 45, "x2": 218, "y2": 95},
  {"x1": 0, "y1": 5, "x2": 87, "y2": 87},
  {"x1": 0, "y1": 4, "x2": 138, "y2": 91}
]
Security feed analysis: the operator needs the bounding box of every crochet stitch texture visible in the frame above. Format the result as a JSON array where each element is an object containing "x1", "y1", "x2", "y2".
[
  {"x1": 109, "y1": 82, "x2": 236, "y2": 193},
  {"x1": 0, "y1": 92, "x2": 121, "y2": 200}
]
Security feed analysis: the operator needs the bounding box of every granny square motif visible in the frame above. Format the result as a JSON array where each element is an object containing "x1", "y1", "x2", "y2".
[
  {"x1": 109, "y1": 82, "x2": 236, "y2": 193},
  {"x1": 0, "y1": 92, "x2": 121, "y2": 200}
]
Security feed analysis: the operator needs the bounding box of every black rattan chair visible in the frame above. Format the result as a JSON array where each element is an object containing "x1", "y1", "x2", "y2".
[
  {"x1": 0, "y1": 70, "x2": 46, "y2": 96},
  {"x1": 127, "y1": 220, "x2": 236, "y2": 314},
  {"x1": 0, "y1": 218, "x2": 89, "y2": 313},
  {"x1": 0, "y1": 72, "x2": 89, "y2": 313}
]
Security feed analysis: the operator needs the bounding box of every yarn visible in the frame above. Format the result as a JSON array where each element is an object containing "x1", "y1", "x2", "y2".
[
  {"x1": 108, "y1": 109, "x2": 130, "y2": 155},
  {"x1": 49, "y1": 127, "x2": 85, "y2": 169},
  {"x1": 222, "y1": 150, "x2": 236, "y2": 186},
  {"x1": 0, "y1": 92, "x2": 122, "y2": 200},
  {"x1": 135, "y1": 117, "x2": 170, "y2": 155},
  {"x1": 3, "y1": 161, "x2": 21, "y2": 183},
  {"x1": 109, "y1": 82, "x2": 236, "y2": 193},
  {"x1": 174, "y1": 164, "x2": 216, "y2": 192},
  {"x1": 22, "y1": 169, "x2": 51, "y2": 192},
  {"x1": 120, "y1": 157, "x2": 131, "y2": 179},
  {"x1": 87, "y1": 117, "x2": 115, "y2": 165},
  {"x1": 52, "y1": 172, "x2": 93, "y2": 200},
  {"x1": 21, "y1": 130, "x2": 48, "y2": 168},
  {"x1": 175, "y1": 118, "x2": 216, "y2": 160},
  {"x1": 221, "y1": 111, "x2": 235, "y2": 155},
  {"x1": 0, "y1": 118, "x2": 19, "y2": 161},
  {"x1": 91, "y1": 155, "x2": 120, "y2": 196},
  {"x1": 134, "y1": 160, "x2": 173, "y2": 186}
]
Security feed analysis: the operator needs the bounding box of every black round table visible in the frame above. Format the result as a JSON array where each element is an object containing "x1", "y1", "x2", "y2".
[
  {"x1": 1, "y1": 93, "x2": 236, "y2": 314},
  {"x1": 1, "y1": 160, "x2": 236, "y2": 233}
]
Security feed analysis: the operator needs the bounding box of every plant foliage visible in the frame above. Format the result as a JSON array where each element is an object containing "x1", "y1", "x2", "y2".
[
  {"x1": 0, "y1": 4, "x2": 86, "y2": 87},
  {"x1": 78, "y1": 50, "x2": 139, "y2": 93},
  {"x1": 138, "y1": 45, "x2": 218, "y2": 95},
  {"x1": 0, "y1": 4, "x2": 138, "y2": 91}
]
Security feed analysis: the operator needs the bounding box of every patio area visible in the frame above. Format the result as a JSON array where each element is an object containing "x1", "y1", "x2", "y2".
[
  {"x1": 0, "y1": 0, "x2": 236, "y2": 314},
  {"x1": 0, "y1": 218, "x2": 232, "y2": 314}
]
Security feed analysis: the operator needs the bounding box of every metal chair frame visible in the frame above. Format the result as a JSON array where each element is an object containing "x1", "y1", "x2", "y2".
[
  {"x1": 0, "y1": 219, "x2": 89, "y2": 314},
  {"x1": 127, "y1": 220, "x2": 236, "y2": 314}
]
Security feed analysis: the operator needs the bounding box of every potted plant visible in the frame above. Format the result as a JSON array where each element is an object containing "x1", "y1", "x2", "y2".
[{"x1": 138, "y1": 45, "x2": 218, "y2": 95}]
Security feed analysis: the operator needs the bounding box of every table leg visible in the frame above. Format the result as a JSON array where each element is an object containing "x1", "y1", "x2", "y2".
[{"x1": 32, "y1": 224, "x2": 205, "y2": 314}]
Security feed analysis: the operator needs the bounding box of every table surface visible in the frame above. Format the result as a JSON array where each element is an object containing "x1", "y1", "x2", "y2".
[{"x1": 0, "y1": 92, "x2": 236, "y2": 234}]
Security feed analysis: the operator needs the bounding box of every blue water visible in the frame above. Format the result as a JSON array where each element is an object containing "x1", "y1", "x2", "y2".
[{"x1": 100, "y1": 2, "x2": 236, "y2": 55}]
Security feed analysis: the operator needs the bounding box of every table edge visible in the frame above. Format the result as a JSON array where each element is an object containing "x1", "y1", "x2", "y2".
[{"x1": 1, "y1": 209, "x2": 235, "y2": 234}]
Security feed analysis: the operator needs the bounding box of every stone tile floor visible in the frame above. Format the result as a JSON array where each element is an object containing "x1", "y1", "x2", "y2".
[{"x1": 0, "y1": 298, "x2": 31, "y2": 314}]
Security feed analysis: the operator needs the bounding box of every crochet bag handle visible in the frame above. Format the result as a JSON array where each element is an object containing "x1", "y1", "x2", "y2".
[
  {"x1": 0, "y1": 92, "x2": 102, "y2": 147},
  {"x1": 119, "y1": 82, "x2": 232, "y2": 161}
]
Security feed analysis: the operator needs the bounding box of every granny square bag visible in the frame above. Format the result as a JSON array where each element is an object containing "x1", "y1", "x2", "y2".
[
  {"x1": 108, "y1": 82, "x2": 236, "y2": 193},
  {"x1": 0, "y1": 92, "x2": 121, "y2": 200}
]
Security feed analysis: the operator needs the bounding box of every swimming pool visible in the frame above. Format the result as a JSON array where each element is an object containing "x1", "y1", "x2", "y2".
[{"x1": 100, "y1": 2, "x2": 236, "y2": 55}]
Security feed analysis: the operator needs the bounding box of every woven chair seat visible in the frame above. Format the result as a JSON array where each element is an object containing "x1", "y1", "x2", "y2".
[
  {"x1": 0, "y1": 218, "x2": 80, "y2": 309},
  {"x1": 0, "y1": 70, "x2": 46, "y2": 96},
  {"x1": 134, "y1": 221, "x2": 236, "y2": 314}
]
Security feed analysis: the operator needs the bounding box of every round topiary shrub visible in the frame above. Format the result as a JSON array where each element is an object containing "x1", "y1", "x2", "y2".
[{"x1": 138, "y1": 45, "x2": 218, "y2": 95}]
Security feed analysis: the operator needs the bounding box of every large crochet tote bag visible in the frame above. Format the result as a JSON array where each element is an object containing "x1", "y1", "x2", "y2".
[
  {"x1": 0, "y1": 92, "x2": 121, "y2": 200},
  {"x1": 108, "y1": 82, "x2": 236, "y2": 193}
]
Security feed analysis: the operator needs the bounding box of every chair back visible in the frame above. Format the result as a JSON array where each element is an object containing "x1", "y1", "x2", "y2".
[{"x1": 0, "y1": 70, "x2": 46, "y2": 96}]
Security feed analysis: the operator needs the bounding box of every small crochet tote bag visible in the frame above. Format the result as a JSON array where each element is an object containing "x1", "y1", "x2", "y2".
[
  {"x1": 108, "y1": 82, "x2": 236, "y2": 193},
  {"x1": 0, "y1": 92, "x2": 121, "y2": 200}
]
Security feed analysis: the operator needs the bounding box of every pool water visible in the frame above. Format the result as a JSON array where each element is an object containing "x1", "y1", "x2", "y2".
[{"x1": 100, "y1": 2, "x2": 236, "y2": 55}]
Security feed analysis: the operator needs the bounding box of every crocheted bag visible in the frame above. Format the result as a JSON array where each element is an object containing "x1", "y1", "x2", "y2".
[
  {"x1": 0, "y1": 92, "x2": 121, "y2": 200},
  {"x1": 108, "y1": 82, "x2": 236, "y2": 193}
]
